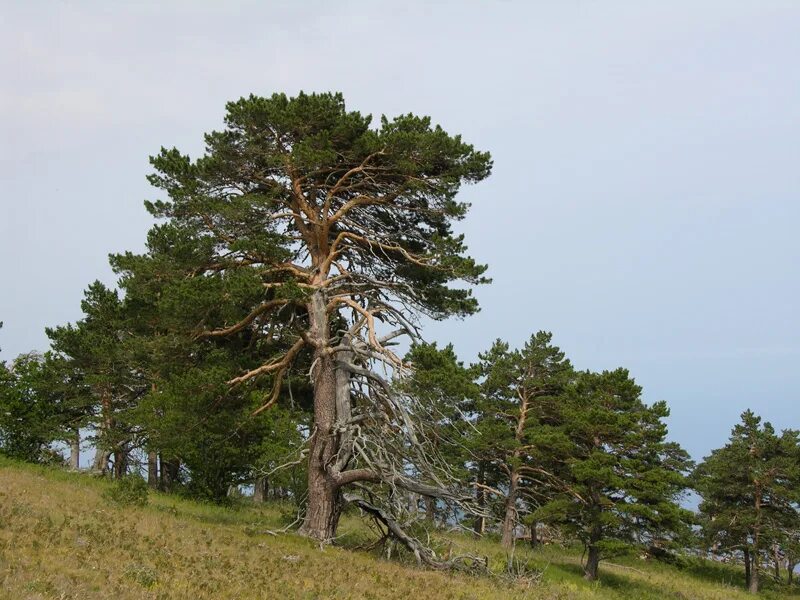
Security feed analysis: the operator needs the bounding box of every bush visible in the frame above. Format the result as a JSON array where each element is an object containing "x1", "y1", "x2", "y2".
[{"x1": 103, "y1": 474, "x2": 149, "y2": 507}]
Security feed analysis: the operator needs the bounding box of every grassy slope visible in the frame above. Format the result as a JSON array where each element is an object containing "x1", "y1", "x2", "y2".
[{"x1": 0, "y1": 459, "x2": 797, "y2": 600}]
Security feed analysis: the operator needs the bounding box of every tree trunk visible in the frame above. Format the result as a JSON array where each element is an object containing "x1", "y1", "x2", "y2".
[
  {"x1": 424, "y1": 496, "x2": 436, "y2": 523},
  {"x1": 473, "y1": 463, "x2": 486, "y2": 536},
  {"x1": 585, "y1": 545, "x2": 601, "y2": 581},
  {"x1": 530, "y1": 521, "x2": 538, "y2": 548},
  {"x1": 749, "y1": 557, "x2": 760, "y2": 594},
  {"x1": 92, "y1": 448, "x2": 110, "y2": 474},
  {"x1": 147, "y1": 452, "x2": 159, "y2": 489},
  {"x1": 68, "y1": 429, "x2": 80, "y2": 470},
  {"x1": 773, "y1": 544, "x2": 781, "y2": 581},
  {"x1": 113, "y1": 446, "x2": 128, "y2": 479},
  {"x1": 750, "y1": 489, "x2": 762, "y2": 594},
  {"x1": 744, "y1": 547, "x2": 751, "y2": 589},
  {"x1": 584, "y1": 525, "x2": 602, "y2": 581},
  {"x1": 500, "y1": 471, "x2": 519, "y2": 549},
  {"x1": 253, "y1": 476, "x2": 268, "y2": 503},
  {"x1": 160, "y1": 456, "x2": 180, "y2": 492},
  {"x1": 787, "y1": 560, "x2": 796, "y2": 585},
  {"x1": 299, "y1": 292, "x2": 345, "y2": 542}
]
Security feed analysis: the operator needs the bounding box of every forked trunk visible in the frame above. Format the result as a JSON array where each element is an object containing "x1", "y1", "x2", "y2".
[
  {"x1": 501, "y1": 471, "x2": 519, "y2": 549},
  {"x1": 68, "y1": 429, "x2": 80, "y2": 470}
]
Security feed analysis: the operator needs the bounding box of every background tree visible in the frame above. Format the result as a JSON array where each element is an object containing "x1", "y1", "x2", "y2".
[
  {"x1": 534, "y1": 369, "x2": 693, "y2": 581},
  {"x1": 138, "y1": 91, "x2": 492, "y2": 541},
  {"x1": 46, "y1": 282, "x2": 145, "y2": 477},
  {"x1": 470, "y1": 332, "x2": 573, "y2": 548},
  {"x1": 694, "y1": 411, "x2": 800, "y2": 593}
]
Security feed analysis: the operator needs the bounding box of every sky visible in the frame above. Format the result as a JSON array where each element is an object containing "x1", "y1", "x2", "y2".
[{"x1": 1, "y1": 0, "x2": 798, "y2": 463}]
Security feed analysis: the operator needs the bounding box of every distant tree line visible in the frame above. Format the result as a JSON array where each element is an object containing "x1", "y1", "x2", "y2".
[{"x1": 0, "y1": 93, "x2": 797, "y2": 592}]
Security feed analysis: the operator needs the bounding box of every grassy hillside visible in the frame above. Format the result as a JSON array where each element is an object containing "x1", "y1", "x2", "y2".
[{"x1": 0, "y1": 459, "x2": 797, "y2": 600}]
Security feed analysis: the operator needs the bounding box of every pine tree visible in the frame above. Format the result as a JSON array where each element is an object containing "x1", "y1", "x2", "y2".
[
  {"x1": 534, "y1": 369, "x2": 693, "y2": 581},
  {"x1": 471, "y1": 332, "x2": 573, "y2": 548},
  {"x1": 694, "y1": 411, "x2": 800, "y2": 593},
  {"x1": 128, "y1": 91, "x2": 492, "y2": 541}
]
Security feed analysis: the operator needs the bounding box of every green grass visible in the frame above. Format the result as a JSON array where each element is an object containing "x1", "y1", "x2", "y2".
[{"x1": 0, "y1": 457, "x2": 797, "y2": 599}]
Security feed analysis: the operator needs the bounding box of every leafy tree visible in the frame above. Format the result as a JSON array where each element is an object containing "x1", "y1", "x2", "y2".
[
  {"x1": 46, "y1": 282, "x2": 143, "y2": 477},
  {"x1": 471, "y1": 332, "x2": 573, "y2": 548},
  {"x1": 534, "y1": 369, "x2": 693, "y2": 581},
  {"x1": 694, "y1": 411, "x2": 800, "y2": 593},
  {"x1": 136, "y1": 91, "x2": 492, "y2": 541},
  {"x1": 0, "y1": 352, "x2": 65, "y2": 463}
]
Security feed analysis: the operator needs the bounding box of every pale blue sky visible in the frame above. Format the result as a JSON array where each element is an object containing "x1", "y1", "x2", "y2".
[{"x1": 1, "y1": 1, "x2": 798, "y2": 461}]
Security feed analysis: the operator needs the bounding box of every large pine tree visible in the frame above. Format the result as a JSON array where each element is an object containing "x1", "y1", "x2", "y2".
[{"x1": 128, "y1": 92, "x2": 492, "y2": 540}]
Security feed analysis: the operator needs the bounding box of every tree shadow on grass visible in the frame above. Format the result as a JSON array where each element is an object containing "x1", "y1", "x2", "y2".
[{"x1": 554, "y1": 561, "x2": 691, "y2": 599}]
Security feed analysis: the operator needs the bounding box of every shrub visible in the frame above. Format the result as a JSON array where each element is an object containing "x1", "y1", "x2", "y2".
[{"x1": 103, "y1": 474, "x2": 149, "y2": 507}]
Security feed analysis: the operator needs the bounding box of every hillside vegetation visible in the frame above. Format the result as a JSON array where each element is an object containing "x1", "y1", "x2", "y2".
[{"x1": 1, "y1": 459, "x2": 796, "y2": 600}]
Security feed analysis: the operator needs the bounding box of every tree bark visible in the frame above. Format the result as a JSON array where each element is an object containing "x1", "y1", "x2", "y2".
[
  {"x1": 160, "y1": 456, "x2": 180, "y2": 492},
  {"x1": 424, "y1": 496, "x2": 436, "y2": 524},
  {"x1": 113, "y1": 445, "x2": 128, "y2": 479},
  {"x1": 585, "y1": 545, "x2": 601, "y2": 581},
  {"x1": 744, "y1": 546, "x2": 751, "y2": 589},
  {"x1": 253, "y1": 476, "x2": 268, "y2": 503},
  {"x1": 530, "y1": 521, "x2": 538, "y2": 548},
  {"x1": 584, "y1": 525, "x2": 602, "y2": 581},
  {"x1": 473, "y1": 464, "x2": 486, "y2": 536},
  {"x1": 774, "y1": 544, "x2": 781, "y2": 581},
  {"x1": 500, "y1": 471, "x2": 519, "y2": 549},
  {"x1": 299, "y1": 292, "x2": 341, "y2": 541},
  {"x1": 92, "y1": 448, "x2": 110, "y2": 474},
  {"x1": 750, "y1": 488, "x2": 762, "y2": 594},
  {"x1": 68, "y1": 429, "x2": 80, "y2": 470},
  {"x1": 147, "y1": 452, "x2": 159, "y2": 489}
]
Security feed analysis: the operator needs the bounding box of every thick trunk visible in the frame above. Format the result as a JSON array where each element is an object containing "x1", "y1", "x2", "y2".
[
  {"x1": 253, "y1": 476, "x2": 268, "y2": 503},
  {"x1": 774, "y1": 544, "x2": 781, "y2": 581},
  {"x1": 299, "y1": 292, "x2": 346, "y2": 542},
  {"x1": 584, "y1": 525, "x2": 602, "y2": 581},
  {"x1": 68, "y1": 429, "x2": 80, "y2": 470},
  {"x1": 500, "y1": 471, "x2": 519, "y2": 549},
  {"x1": 147, "y1": 452, "x2": 159, "y2": 489},
  {"x1": 92, "y1": 448, "x2": 110, "y2": 474},
  {"x1": 585, "y1": 545, "x2": 601, "y2": 581}
]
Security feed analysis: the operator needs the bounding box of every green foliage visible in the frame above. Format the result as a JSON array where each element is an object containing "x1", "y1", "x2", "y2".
[
  {"x1": 0, "y1": 353, "x2": 69, "y2": 462},
  {"x1": 533, "y1": 369, "x2": 693, "y2": 576},
  {"x1": 104, "y1": 474, "x2": 149, "y2": 507},
  {"x1": 693, "y1": 410, "x2": 800, "y2": 590}
]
